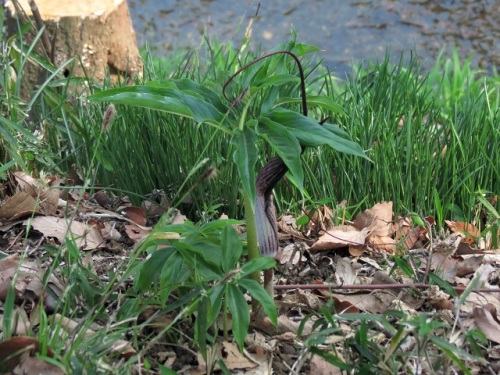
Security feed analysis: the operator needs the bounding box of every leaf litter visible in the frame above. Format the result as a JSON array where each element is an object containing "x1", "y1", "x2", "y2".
[{"x1": 0, "y1": 172, "x2": 499, "y2": 373}]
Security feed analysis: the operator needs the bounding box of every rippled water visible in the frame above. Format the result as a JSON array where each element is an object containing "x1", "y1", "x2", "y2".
[{"x1": 128, "y1": 0, "x2": 499, "y2": 75}]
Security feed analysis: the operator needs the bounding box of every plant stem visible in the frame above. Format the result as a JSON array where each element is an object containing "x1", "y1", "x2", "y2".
[{"x1": 244, "y1": 191, "x2": 261, "y2": 286}]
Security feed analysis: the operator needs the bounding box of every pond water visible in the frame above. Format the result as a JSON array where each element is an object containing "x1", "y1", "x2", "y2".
[{"x1": 128, "y1": 0, "x2": 499, "y2": 76}]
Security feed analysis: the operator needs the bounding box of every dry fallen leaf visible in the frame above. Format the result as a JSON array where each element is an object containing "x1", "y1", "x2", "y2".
[
  {"x1": 13, "y1": 171, "x2": 38, "y2": 196},
  {"x1": 393, "y1": 216, "x2": 412, "y2": 241},
  {"x1": 354, "y1": 201, "x2": 393, "y2": 237},
  {"x1": 310, "y1": 353, "x2": 343, "y2": 375},
  {"x1": 280, "y1": 243, "x2": 307, "y2": 265},
  {"x1": 0, "y1": 192, "x2": 39, "y2": 221},
  {"x1": 369, "y1": 235, "x2": 397, "y2": 253},
  {"x1": 0, "y1": 336, "x2": 55, "y2": 373},
  {"x1": 310, "y1": 225, "x2": 369, "y2": 251},
  {"x1": 124, "y1": 224, "x2": 151, "y2": 243},
  {"x1": 26, "y1": 216, "x2": 104, "y2": 250},
  {"x1": 0, "y1": 253, "x2": 19, "y2": 272},
  {"x1": 122, "y1": 206, "x2": 147, "y2": 226},
  {"x1": 445, "y1": 220, "x2": 480, "y2": 244},
  {"x1": 425, "y1": 285, "x2": 453, "y2": 310},
  {"x1": 13, "y1": 351, "x2": 65, "y2": 375},
  {"x1": 473, "y1": 304, "x2": 500, "y2": 344},
  {"x1": 327, "y1": 291, "x2": 396, "y2": 314}
]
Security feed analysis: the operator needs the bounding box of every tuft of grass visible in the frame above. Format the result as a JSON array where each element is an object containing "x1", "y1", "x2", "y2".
[
  {"x1": 297, "y1": 52, "x2": 499, "y2": 223},
  {"x1": 72, "y1": 44, "x2": 499, "y2": 224}
]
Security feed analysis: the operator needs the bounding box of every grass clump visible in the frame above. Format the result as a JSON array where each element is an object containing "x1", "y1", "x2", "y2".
[
  {"x1": 76, "y1": 42, "x2": 499, "y2": 225},
  {"x1": 298, "y1": 52, "x2": 499, "y2": 224}
]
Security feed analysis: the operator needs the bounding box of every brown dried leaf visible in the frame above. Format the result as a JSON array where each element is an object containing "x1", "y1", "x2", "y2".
[
  {"x1": 310, "y1": 225, "x2": 368, "y2": 251},
  {"x1": 39, "y1": 187, "x2": 59, "y2": 215},
  {"x1": 370, "y1": 235, "x2": 397, "y2": 253},
  {"x1": 0, "y1": 253, "x2": 19, "y2": 272},
  {"x1": 101, "y1": 222, "x2": 122, "y2": 241},
  {"x1": 12, "y1": 172, "x2": 60, "y2": 215},
  {"x1": 93, "y1": 190, "x2": 116, "y2": 208},
  {"x1": 122, "y1": 206, "x2": 147, "y2": 226},
  {"x1": 354, "y1": 201, "x2": 393, "y2": 237},
  {"x1": 402, "y1": 226, "x2": 423, "y2": 250},
  {"x1": 124, "y1": 224, "x2": 151, "y2": 243},
  {"x1": 295, "y1": 289, "x2": 321, "y2": 311},
  {"x1": 330, "y1": 297, "x2": 360, "y2": 313},
  {"x1": 0, "y1": 336, "x2": 54, "y2": 372},
  {"x1": 473, "y1": 304, "x2": 500, "y2": 344},
  {"x1": 310, "y1": 354, "x2": 343, "y2": 375},
  {"x1": 348, "y1": 243, "x2": 365, "y2": 257},
  {"x1": 327, "y1": 291, "x2": 396, "y2": 314},
  {"x1": 13, "y1": 171, "x2": 38, "y2": 196},
  {"x1": 251, "y1": 314, "x2": 313, "y2": 337},
  {"x1": 27, "y1": 216, "x2": 104, "y2": 250},
  {"x1": 13, "y1": 351, "x2": 65, "y2": 375},
  {"x1": 455, "y1": 255, "x2": 484, "y2": 277},
  {"x1": 335, "y1": 257, "x2": 357, "y2": 285},
  {"x1": 171, "y1": 210, "x2": 187, "y2": 225},
  {"x1": 0, "y1": 267, "x2": 17, "y2": 301},
  {"x1": 425, "y1": 286, "x2": 453, "y2": 310},
  {"x1": 0, "y1": 192, "x2": 39, "y2": 221},
  {"x1": 278, "y1": 215, "x2": 306, "y2": 240},
  {"x1": 305, "y1": 205, "x2": 335, "y2": 235},
  {"x1": 280, "y1": 243, "x2": 307, "y2": 265},
  {"x1": 445, "y1": 220, "x2": 480, "y2": 244},
  {"x1": 142, "y1": 193, "x2": 169, "y2": 218},
  {"x1": 220, "y1": 341, "x2": 258, "y2": 370},
  {"x1": 430, "y1": 253, "x2": 458, "y2": 283},
  {"x1": 393, "y1": 216, "x2": 412, "y2": 241}
]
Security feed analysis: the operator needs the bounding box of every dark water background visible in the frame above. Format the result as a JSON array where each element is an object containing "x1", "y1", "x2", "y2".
[{"x1": 128, "y1": 0, "x2": 499, "y2": 76}]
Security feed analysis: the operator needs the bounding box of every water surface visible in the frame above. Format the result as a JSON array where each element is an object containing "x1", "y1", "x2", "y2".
[{"x1": 128, "y1": 0, "x2": 499, "y2": 75}]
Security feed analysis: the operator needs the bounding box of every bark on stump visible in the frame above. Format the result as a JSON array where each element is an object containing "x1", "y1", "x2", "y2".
[{"x1": 5, "y1": 0, "x2": 143, "y2": 90}]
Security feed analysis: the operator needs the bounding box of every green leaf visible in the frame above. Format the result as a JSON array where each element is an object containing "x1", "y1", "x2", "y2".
[
  {"x1": 177, "y1": 238, "x2": 221, "y2": 267},
  {"x1": 257, "y1": 118, "x2": 304, "y2": 192},
  {"x1": 275, "y1": 96, "x2": 346, "y2": 115},
  {"x1": 160, "y1": 252, "x2": 189, "y2": 289},
  {"x1": 89, "y1": 86, "x2": 225, "y2": 125},
  {"x1": 196, "y1": 295, "x2": 209, "y2": 360},
  {"x1": 240, "y1": 257, "x2": 275, "y2": 278},
  {"x1": 158, "y1": 365, "x2": 179, "y2": 375},
  {"x1": 430, "y1": 336, "x2": 472, "y2": 374},
  {"x1": 208, "y1": 284, "x2": 225, "y2": 327},
  {"x1": 231, "y1": 127, "x2": 258, "y2": 204},
  {"x1": 295, "y1": 214, "x2": 310, "y2": 226},
  {"x1": 2, "y1": 284, "x2": 15, "y2": 339},
  {"x1": 393, "y1": 256, "x2": 415, "y2": 278},
  {"x1": 173, "y1": 241, "x2": 223, "y2": 281},
  {"x1": 238, "y1": 279, "x2": 277, "y2": 326},
  {"x1": 428, "y1": 273, "x2": 458, "y2": 298},
  {"x1": 226, "y1": 284, "x2": 250, "y2": 350},
  {"x1": 221, "y1": 224, "x2": 242, "y2": 272},
  {"x1": 292, "y1": 42, "x2": 322, "y2": 56},
  {"x1": 254, "y1": 74, "x2": 300, "y2": 89},
  {"x1": 136, "y1": 248, "x2": 174, "y2": 291},
  {"x1": 268, "y1": 108, "x2": 368, "y2": 159},
  {"x1": 170, "y1": 79, "x2": 227, "y2": 112},
  {"x1": 200, "y1": 219, "x2": 243, "y2": 234}
]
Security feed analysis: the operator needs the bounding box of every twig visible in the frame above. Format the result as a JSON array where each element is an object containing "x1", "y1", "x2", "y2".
[
  {"x1": 422, "y1": 217, "x2": 434, "y2": 284},
  {"x1": 26, "y1": 0, "x2": 52, "y2": 62},
  {"x1": 273, "y1": 283, "x2": 500, "y2": 293}
]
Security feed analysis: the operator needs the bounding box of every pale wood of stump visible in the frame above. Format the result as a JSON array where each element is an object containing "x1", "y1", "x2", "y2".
[{"x1": 5, "y1": 0, "x2": 143, "y2": 85}]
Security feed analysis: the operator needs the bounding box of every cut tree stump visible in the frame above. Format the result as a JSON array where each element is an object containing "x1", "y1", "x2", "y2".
[{"x1": 5, "y1": 0, "x2": 143, "y2": 89}]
